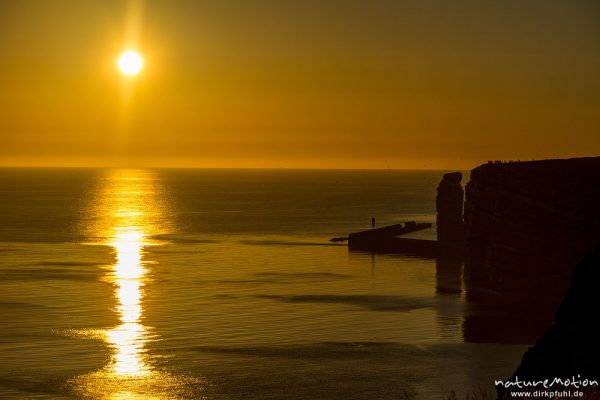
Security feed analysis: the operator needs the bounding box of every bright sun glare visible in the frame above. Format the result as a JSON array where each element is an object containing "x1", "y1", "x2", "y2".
[{"x1": 118, "y1": 50, "x2": 143, "y2": 76}]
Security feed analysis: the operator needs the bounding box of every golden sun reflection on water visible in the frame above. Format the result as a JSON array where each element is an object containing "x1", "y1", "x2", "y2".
[
  {"x1": 71, "y1": 170, "x2": 198, "y2": 399},
  {"x1": 100, "y1": 171, "x2": 159, "y2": 383},
  {"x1": 107, "y1": 230, "x2": 149, "y2": 377}
]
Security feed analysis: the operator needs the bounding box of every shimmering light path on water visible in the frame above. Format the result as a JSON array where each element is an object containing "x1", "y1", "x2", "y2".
[{"x1": 71, "y1": 170, "x2": 194, "y2": 399}]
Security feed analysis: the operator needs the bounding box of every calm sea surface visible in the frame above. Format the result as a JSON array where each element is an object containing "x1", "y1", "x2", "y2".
[{"x1": 0, "y1": 169, "x2": 526, "y2": 399}]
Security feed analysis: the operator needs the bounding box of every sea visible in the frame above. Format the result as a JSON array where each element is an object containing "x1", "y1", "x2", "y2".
[{"x1": 0, "y1": 168, "x2": 527, "y2": 400}]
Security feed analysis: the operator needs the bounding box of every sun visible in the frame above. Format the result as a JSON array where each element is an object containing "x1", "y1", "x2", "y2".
[{"x1": 118, "y1": 50, "x2": 143, "y2": 76}]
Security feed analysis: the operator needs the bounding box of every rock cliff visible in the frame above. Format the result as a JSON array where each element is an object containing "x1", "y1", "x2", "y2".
[
  {"x1": 499, "y1": 243, "x2": 600, "y2": 398},
  {"x1": 463, "y1": 157, "x2": 600, "y2": 312}
]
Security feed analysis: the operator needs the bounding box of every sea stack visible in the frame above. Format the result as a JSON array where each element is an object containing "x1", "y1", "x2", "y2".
[{"x1": 436, "y1": 171, "x2": 465, "y2": 244}]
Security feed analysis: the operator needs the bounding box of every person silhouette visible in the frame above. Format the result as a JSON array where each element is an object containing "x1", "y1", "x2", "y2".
[{"x1": 371, "y1": 217, "x2": 375, "y2": 228}]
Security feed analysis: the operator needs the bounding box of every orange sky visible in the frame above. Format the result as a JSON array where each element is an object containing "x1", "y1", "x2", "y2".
[{"x1": 0, "y1": 0, "x2": 599, "y2": 169}]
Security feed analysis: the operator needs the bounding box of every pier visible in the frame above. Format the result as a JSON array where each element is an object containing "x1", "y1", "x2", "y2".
[{"x1": 341, "y1": 221, "x2": 441, "y2": 258}]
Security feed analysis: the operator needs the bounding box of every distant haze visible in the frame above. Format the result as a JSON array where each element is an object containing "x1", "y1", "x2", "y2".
[{"x1": 1, "y1": 0, "x2": 599, "y2": 169}]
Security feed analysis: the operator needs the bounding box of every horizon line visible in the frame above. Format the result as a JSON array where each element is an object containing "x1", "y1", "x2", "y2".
[{"x1": 0, "y1": 164, "x2": 472, "y2": 172}]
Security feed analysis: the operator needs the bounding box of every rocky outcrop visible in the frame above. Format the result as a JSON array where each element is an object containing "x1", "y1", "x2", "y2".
[
  {"x1": 458, "y1": 157, "x2": 600, "y2": 348},
  {"x1": 434, "y1": 172, "x2": 466, "y2": 295},
  {"x1": 499, "y1": 243, "x2": 600, "y2": 398},
  {"x1": 436, "y1": 172, "x2": 465, "y2": 243},
  {"x1": 463, "y1": 157, "x2": 600, "y2": 313}
]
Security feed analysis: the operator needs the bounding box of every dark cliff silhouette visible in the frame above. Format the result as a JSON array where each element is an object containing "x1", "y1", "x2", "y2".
[
  {"x1": 450, "y1": 157, "x2": 600, "y2": 396},
  {"x1": 463, "y1": 157, "x2": 600, "y2": 314},
  {"x1": 443, "y1": 157, "x2": 600, "y2": 344},
  {"x1": 499, "y1": 243, "x2": 600, "y2": 398}
]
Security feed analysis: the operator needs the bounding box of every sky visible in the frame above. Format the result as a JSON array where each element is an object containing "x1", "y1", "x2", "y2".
[{"x1": 0, "y1": 0, "x2": 599, "y2": 169}]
